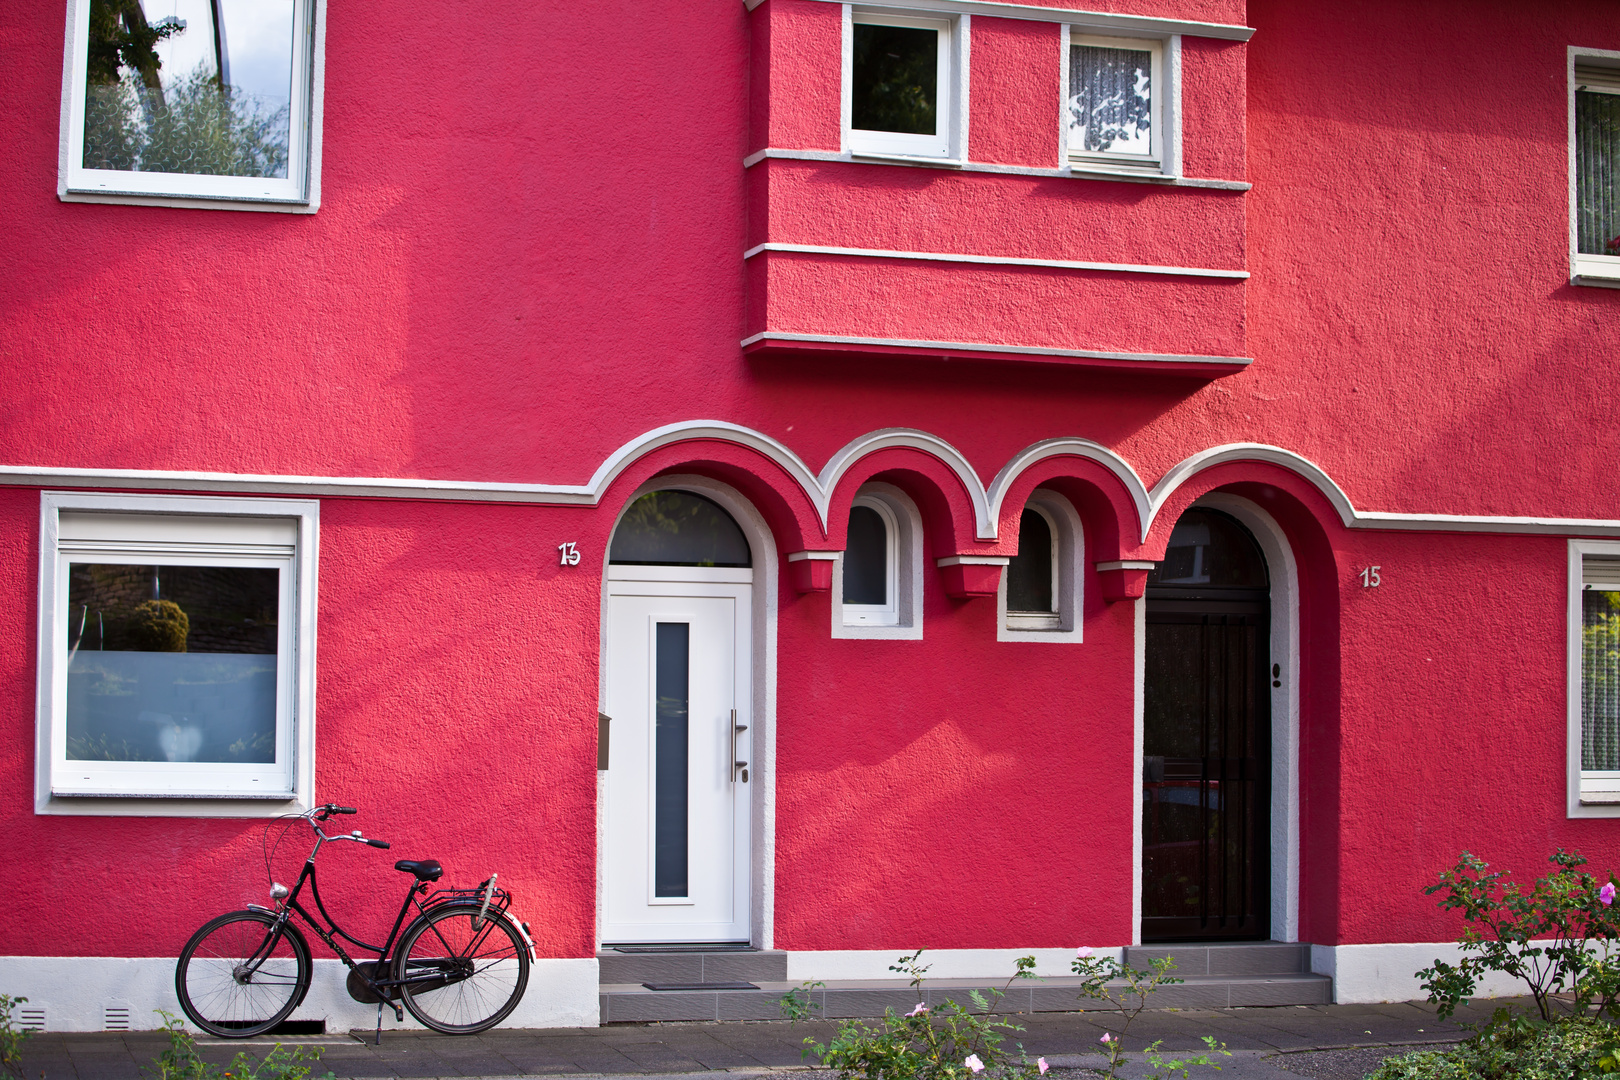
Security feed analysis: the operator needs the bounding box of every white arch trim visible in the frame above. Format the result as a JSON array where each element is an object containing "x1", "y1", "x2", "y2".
[{"x1": 9, "y1": 427, "x2": 1620, "y2": 543}]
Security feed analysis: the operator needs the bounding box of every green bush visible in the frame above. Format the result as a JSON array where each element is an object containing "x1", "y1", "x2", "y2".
[
  {"x1": 1368, "y1": 1016, "x2": 1620, "y2": 1080},
  {"x1": 147, "y1": 1013, "x2": 333, "y2": 1080},
  {"x1": 130, "y1": 599, "x2": 188, "y2": 652},
  {"x1": 0, "y1": 996, "x2": 31, "y2": 1080}
]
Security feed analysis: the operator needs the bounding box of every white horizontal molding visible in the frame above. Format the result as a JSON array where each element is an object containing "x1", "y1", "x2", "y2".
[
  {"x1": 759, "y1": 0, "x2": 1253, "y2": 40},
  {"x1": 1095, "y1": 560, "x2": 1156, "y2": 571},
  {"x1": 742, "y1": 147, "x2": 1251, "y2": 190},
  {"x1": 937, "y1": 554, "x2": 1010, "y2": 566},
  {"x1": 743, "y1": 331, "x2": 1253, "y2": 370},
  {"x1": 745, "y1": 242, "x2": 1247, "y2": 280},
  {"x1": 12, "y1": 427, "x2": 1620, "y2": 550},
  {"x1": 787, "y1": 550, "x2": 840, "y2": 561}
]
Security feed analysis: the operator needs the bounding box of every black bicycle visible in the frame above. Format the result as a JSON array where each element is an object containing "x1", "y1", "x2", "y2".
[{"x1": 175, "y1": 804, "x2": 532, "y2": 1038}]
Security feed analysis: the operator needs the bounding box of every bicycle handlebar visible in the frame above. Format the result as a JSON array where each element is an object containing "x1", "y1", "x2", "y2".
[{"x1": 367, "y1": 838, "x2": 391, "y2": 849}]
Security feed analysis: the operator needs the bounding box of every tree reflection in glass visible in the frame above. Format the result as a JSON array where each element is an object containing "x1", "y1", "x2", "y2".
[
  {"x1": 852, "y1": 24, "x2": 938, "y2": 136},
  {"x1": 82, "y1": 0, "x2": 293, "y2": 178}
]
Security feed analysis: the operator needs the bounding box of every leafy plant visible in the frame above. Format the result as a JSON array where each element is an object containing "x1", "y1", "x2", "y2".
[
  {"x1": 1417, "y1": 849, "x2": 1620, "y2": 1022},
  {"x1": 146, "y1": 1013, "x2": 334, "y2": 1080},
  {"x1": 0, "y1": 996, "x2": 32, "y2": 1080},
  {"x1": 780, "y1": 950, "x2": 1046, "y2": 1080},
  {"x1": 1071, "y1": 949, "x2": 1229, "y2": 1080},
  {"x1": 1367, "y1": 1015, "x2": 1620, "y2": 1080}
]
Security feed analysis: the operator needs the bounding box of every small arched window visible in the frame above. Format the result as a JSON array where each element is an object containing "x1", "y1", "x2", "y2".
[
  {"x1": 999, "y1": 492, "x2": 1083, "y2": 643},
  {"x1": 834, "y1": 485, "x2": 922, "y2": 638},
  {"x1": 1005, "y1": 507, "x2": 1058, "y2": 629},
  {"x1": 609, "y1": 490, "x2": 752, "y2": 567},
  {"x1": 841, "y1": 498, "x2": 899, "y2": 625}
]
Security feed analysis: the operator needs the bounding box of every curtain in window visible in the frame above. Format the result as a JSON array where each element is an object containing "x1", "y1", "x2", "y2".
[
  {"x1": 1069, "y1": 45, "x2": 1152, "y2": 156},
  {"x1": 1583, "y1": 590, "x2": 1620, "y2": 769},
  {"x1": 1577, "y1": 89, "x2": 1620, "y2": 255}
]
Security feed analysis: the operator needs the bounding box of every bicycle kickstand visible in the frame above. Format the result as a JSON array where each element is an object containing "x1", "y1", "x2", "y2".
[{"x1": 375, "y1": 1002, "x2": 383, "y2": 1046}]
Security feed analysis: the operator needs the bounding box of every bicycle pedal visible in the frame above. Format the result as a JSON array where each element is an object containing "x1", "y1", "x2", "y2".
[{"x1": 392, "y1": 1004, "x2": 404, "y2": 1022}]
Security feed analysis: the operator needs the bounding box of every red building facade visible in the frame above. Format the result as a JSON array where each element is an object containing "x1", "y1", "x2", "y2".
[{"x1": 3, "y1": 0, "x2": 1620, "y2": 1029}]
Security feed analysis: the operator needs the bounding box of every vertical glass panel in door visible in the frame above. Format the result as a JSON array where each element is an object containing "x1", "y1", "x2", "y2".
[
  {"x1": 654, "y1": 622, "x2": 690, "y2": 898},
  {"x1": 843, "y1": 506, "x2": 888, "y2": 605},
  {"x1": 852, "y1": 24, "x2": 938, "y2": 135},
  {"x1": 65, "y1": 563, "x2": 279, "y2": 763},
  {"x1": 83, "y1": 0, "x2": 295, "y2": 177}
]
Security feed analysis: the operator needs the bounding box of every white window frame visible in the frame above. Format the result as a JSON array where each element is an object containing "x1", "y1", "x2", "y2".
[
  {"x1": 998, "y1": 492, "x2": 1084, "y2": 644},
  {"x1": 36, "y1": 492, "x2": 319, "y2": 816},
  {"x1": 833, "y1": 484, "x2": 923, "y2": 640},
  {"x1": 844, "y1": 8, "x2": 967, "y2": 163},
  {"x1": 1569, "y1": 539, "x2": 1620, "y2": 816},
  {"x1": 1569, "y1": 49, "x2": 1620, "y2": 286},
  {"x1": 1062, "y1": 27, "x2": 1177, "y2": 178},
  {"x1": 57, "y1": 0, "x2": 325, "y2": 212}
]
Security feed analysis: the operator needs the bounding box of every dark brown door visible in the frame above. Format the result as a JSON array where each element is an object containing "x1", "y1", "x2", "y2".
[{"x1": 1142, "y1": 510, "x2": 1270, "y2": 943}]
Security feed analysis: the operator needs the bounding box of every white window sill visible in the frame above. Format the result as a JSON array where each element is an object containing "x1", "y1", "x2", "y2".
[
  {"x1": 1573, "y1": 254, "x2": 1620, "y2": 287},
  {"x1": 60, "y1": 189, "x2": 318, "y2": 214},
  {"x1": 851, "y1": 152, "x2": 964, "y2": 168}
]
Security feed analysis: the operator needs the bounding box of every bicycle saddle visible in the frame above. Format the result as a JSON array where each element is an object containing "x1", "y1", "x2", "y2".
[{"x1": 394, "y1": 859, "x2": 443, "y2": 882}]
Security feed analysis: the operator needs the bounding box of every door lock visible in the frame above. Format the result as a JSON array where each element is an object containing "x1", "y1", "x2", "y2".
[{"x1": 731, "y1": 708, "x2": 749, "y2": 783}]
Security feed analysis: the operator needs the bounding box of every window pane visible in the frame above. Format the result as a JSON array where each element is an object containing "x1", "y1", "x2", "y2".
[
  {"x1": 1148, "y1": 510, "x2": 1268, "y2": 588},
  {"x1": 1584, "y1": 590, "x2": 1620, "y2": 770},
  {"x1": 65, "y1": 563, "x2": 279, "y2": 763},
  {"x1": 843, "y1": 506, "x2": 889, "y2": 605},
  {"x1": 83, "y1": 0, "x2": 294, "y2": 178},
  {"x1": 852, "y1": 24, "x2": 938, "y2": 136},
  {"x1": 1069, "y1": 44, "x2": 1153, "y2": 155},
  {"x1": 1578, "y1": 89, "x2": 1620, "y2": 255},
  {"x1": 1007, "y1": 509, "x2": 1054, "y2": 613},
  {"x1": 609, "y1": 491, "x2": 752, "y2": 567},
  {"x1": 654, "y1": 622, "x2": 690, "y2": 899}
]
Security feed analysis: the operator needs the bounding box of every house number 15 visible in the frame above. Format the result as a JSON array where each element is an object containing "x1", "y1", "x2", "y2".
[
  {"x1": 1359, "y1": 565, "x2": 1381, "y2": 588},
  {"x1": 558, "y1": 542, "x2": 581, "y2": 566}
]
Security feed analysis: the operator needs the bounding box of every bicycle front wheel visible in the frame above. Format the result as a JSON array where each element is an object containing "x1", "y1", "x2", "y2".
[
  {"x1": 394, "y1": 904, "x2": 529, "y2": 1034},
  {"x1": 176, "y1": 909, "x2": 311, "y2": 1038}
]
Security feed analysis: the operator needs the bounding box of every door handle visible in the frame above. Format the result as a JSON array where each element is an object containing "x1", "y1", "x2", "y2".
[{"x1": 731, "y1": 708, "x2": 749, "y2": 784}]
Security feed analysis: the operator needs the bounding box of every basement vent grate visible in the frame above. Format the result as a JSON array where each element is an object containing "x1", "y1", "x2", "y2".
[
  {"x1": 17, "y1": 1006, "x2": 45, "y2": 1032},
  {"x1": 105, "y1": 1004, "x2": 132, "y2": 1031}
]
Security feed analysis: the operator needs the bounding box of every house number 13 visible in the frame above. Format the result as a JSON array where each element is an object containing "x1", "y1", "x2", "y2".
[
  {"x1": 1360, "y1": 565, "x2": 1381, "y2": 588},
  {"x1": 558, "y1": 542, "x2": 581, "y2": 566}
]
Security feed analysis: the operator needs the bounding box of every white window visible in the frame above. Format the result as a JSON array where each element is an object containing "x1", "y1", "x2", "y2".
[
  {"x1": 833, "y1": 485, "x2": 923, "y2": 639},
  {"x1": 59, "y1": 0, "x2": 323, "y2": 210},
  {"x1": 998, "y1": 492, "x2": 1084, "y2": 644},
  {"x1": 1570, "y1": 542, "x2": 1620, "y2": 814},
  {"x1": 845, "y1": 10, "x2": 964, "y2": 161},
  {"x1": 1065, "y1": 31, "x2": 1171, "y2": 175},
  {"x1": 37, "y1": 492, "x2": 318, "y2": 814},
  {"x1": 1571, "y1": 54, "x2": 1620, "y2": 285}
]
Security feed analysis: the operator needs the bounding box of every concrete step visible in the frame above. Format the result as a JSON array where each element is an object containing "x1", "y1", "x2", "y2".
[
  {"x1": 598, "y1": 971, "x2": 1333, "y2": 1023},
  {"x1": 1126, "y1": 941, "x2": 1313, "y2": 978},
  {"x1": 597, "y1": 948, "x2": 788, "y2": 987}
]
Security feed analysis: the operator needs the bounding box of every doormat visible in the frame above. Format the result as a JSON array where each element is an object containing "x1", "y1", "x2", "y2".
[
  {"x1": 611, "y1": 944, "x2": 754, "y2": 953},
  {"x1": 642, "y1": 982, "x2": 760, "y2": 991}
]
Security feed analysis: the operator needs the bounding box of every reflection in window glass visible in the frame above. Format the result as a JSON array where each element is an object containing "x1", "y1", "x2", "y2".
[
  {"x1": 1584, "y1": 589, "x2": 1620, "y2": 770},
  {"x1": 1148, "y1": 510, "x2": 1267, "y2": 588},
  {"x1": 65, "y1": 563, "x2": 279, "y2": 763},
  {"x1": 653, "y1": 622, "x2": 690, "y2": 898},
  {"x1": 843, "y1": 506, "x2": 888, "y2": 605},
  {"x1": 1007, "y1": 509, "x2": 1054, "y2": 613},
  {"x1": 83, "y1": 0, "x2": 294, "y2": 178},
  {"x1": 1577, "y1": 86, "x2": 1620, "y2": 256},
  {"x1": 609, "y1": 491, "x2": 752, "y2": 567},
  {"x1": 1069, "y1": 44, "x2": 1153, "y2": 156},
  {"x1": 853, "y1": 23, "x2": 938, "y2": 135}
]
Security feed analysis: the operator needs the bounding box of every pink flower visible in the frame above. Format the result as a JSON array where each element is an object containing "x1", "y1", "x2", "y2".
[
  {"x1": 1076, "y1": 947, "x2": 1095, "y2": 959},
  {"x1": 905, "y1": 1003, "x2": 929, "y2": 1017},
  {"x1": 1099, "y1": 1034, "x2": 1114, "y2": 1045},
  {"x1": 1038, "y1": 1059, "x2": 1049, "y2": 1075},
  {"x1": 1602, "y1": 882, "x2": 1616, "y2": 907},
  {"x1": 965, "y1": 1055, "x2": 985, "y2": 1074}
]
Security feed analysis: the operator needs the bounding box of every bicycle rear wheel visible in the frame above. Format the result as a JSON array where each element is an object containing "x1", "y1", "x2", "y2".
[
  {"x1": 394, "y1": 903, "x2": 529, "y2": 1034},
  {"x1": 176, "y1": 910, "x2": 311, "y2": 1038}
]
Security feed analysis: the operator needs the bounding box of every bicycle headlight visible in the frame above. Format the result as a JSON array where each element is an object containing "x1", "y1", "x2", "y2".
[{"x1": 270, "y1": 882, "x2": 290, "y2": 900}]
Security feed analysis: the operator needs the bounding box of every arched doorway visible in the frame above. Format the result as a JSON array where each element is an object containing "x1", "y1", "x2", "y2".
[
  {"x1": 601, "y1": 490, "x2": 754, "y2": 944},
  {"x1": 1142, "y1": 508, "x2": 1271, "y2": 942}
]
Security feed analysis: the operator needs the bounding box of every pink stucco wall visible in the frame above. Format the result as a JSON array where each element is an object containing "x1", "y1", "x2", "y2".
[{"x1": 1, "y1": 0, "x2": 1619, "y2": 967}]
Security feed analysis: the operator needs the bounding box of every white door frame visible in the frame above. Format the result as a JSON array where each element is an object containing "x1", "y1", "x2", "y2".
[
  {"x1": 597, "y1": 476, "x2": 778, "y2": 950},
  {"x1": 1130, "y1": 493, "x2": 1301, "y2": 944}
]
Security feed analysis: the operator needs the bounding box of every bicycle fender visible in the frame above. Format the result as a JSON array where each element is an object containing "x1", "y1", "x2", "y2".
[
  {"x1": 508, "y1": 910, "x2": 538, "y2": 959},
  {"x1": 243, "y1": 909, "x2": 315, "y2": 1009}
]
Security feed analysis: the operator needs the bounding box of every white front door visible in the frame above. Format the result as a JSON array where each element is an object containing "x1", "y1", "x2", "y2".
[{"x1": 602, "y1": 567, "x2": 752, "y2": 943}]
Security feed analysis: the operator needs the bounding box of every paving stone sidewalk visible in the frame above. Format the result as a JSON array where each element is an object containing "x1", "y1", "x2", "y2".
[{"x1": 16, "y1": 999, "x2": 1508, "y2": 1080}]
